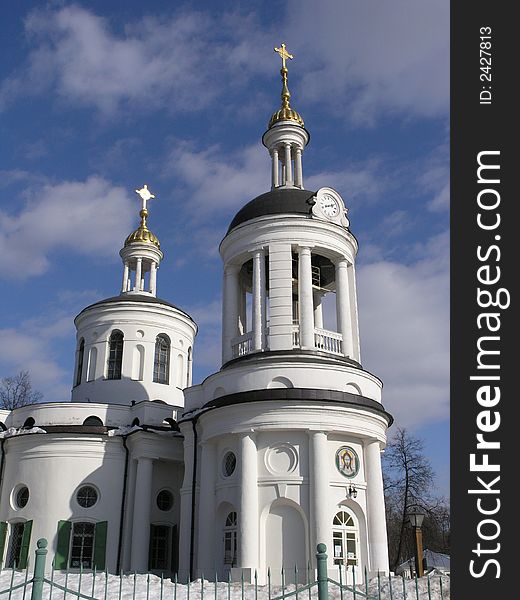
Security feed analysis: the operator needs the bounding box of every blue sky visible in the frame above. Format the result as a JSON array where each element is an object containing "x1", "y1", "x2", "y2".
[{"x1": 0, "y1": 1, "x2": 449, "y2": 494}]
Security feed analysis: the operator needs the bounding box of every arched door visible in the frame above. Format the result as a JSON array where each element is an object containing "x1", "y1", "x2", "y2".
[{"x1": 332, "y1": 509, "x2": 360, "y2": 578}]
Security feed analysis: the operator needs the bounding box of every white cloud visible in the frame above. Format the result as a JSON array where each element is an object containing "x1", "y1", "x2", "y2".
[
  {"x1": 287, "y1": 0, "x2": 449, "y2": 123},
  {"x1": 357, "y1": 231, "x2": 449, "y2": 429},
  {"x1": 0, "y1": 176, "x2": 134, "y2": 279},
  {"x1": 0, "y1": 5, "x2": 272, "y2": 117}
]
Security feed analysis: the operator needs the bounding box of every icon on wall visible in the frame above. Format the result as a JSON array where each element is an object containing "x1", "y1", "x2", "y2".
[{"x1": 335, "y1": 446, "x2": 359, "y2": 478}]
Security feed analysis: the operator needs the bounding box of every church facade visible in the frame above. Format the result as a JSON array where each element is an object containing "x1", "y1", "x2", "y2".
[{"x1": 0, "y1": 47, "x2": 392, "y2": 583}]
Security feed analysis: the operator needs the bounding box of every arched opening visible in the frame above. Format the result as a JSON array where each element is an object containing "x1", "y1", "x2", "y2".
[
  {"x1": 86, "y1": 347, "x2": 97, "y2": 382},
  {"x1": 223, "y1": 511, "x2": 238, "y2": 569},
  {"x1": 107, "y1": 330, "x2": 124, "y2": 380},
  {"x1": 132, "y1": 345, "x2": 145, "y2": 381},
  {"x1": 153, "y1": 334, "x2": 170, "y2": 384},
  {"x1": 332, "y1": 509, "x2": 360, "y2": 571},
  {"x1": 23, "y1": 417, "x2": 35, "y2": 429},
  {"x1": 75, "y1": 339, "x2": 85, "y2": 387},
  {"x1": 83, "y1": 416, "x2": 103, "y2": 427},
  {"x1": 131, "y1": 417, "x2": 140, "y2": 427}
]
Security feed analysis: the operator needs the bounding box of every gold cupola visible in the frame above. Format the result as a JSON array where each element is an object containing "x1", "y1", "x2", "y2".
[
  {"x1": 268, "y1": 43, "x2": 305, "y2": 129},
  {"x1": 124, "y1": 185, "x2": 160, "y2": 248},
  {"x1": 124, "y1": 207, "x2": 161, "y2": 248}
]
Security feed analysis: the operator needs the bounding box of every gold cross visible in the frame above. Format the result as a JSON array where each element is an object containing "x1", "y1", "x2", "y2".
[{"x1": 274, "y1": 43, "x2": 293, "y2": 69}]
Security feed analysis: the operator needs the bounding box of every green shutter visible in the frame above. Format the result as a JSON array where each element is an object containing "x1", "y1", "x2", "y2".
[
  {"x1": 54, "y1": 520, "x2": 71, "y2": 570},
  {"x1": 0, "y1": 522, "x2": 7, "y2": 568},
  {"x1": 94, "y1": 521, "x2": 108, "y2": 571},
  {"x1": 18, "y1": 520, "x2": 33, "y2": 569}
]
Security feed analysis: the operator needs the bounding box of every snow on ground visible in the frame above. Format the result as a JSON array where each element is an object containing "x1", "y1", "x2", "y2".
[{"x1": 0, "y1": 570, "x2": 450, "y2": 599}]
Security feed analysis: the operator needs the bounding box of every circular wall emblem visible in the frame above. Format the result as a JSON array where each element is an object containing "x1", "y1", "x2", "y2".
[{"x1": 335, "y1": 446, "x2": 359, "y2": 478}]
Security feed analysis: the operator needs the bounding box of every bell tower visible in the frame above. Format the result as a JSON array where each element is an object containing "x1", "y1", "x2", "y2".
[{"x1": 179, "y1": 45, "x2": 391, "y2": 583}]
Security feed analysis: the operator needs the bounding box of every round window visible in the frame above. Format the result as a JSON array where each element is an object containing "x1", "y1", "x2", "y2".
[
  {"x1": 15, "y1": 486, "x2": 29, "y2": 509},
  {"x1": 76, "y1": 485, "x2": 98, "y2": 508},
  {"x1": 222, "y1": 451, "x2": 236, "y2": 477},
  {"x1": 156, "y1": 490, "x2": 174, "y2": 511}
]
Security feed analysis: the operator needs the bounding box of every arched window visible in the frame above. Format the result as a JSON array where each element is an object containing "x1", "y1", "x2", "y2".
[
  {"x1": 75, "y1": 339, "x2": 85, "y2": 386},
  {"x1": 83, "y1": 416, "x2": 103, "y2": 427},
  {"x1": 23, "y1": 417, "x2": 35, "y2": 429},
  {"x1": 153, "y1": 334, "x2": 170, "y2": 384},
  {"x1": 223, "y1": 511, "x2": 238, "y2": 566},
  {"x1": 107, "y1": 331, "x2": 124, "y2": 380},
  {"x1": 332, "y1": 510, "x2": 359, "y2": 567}
]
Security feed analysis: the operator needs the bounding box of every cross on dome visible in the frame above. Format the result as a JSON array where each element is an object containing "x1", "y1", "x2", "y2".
[
  {"x1": 274, "y1": 43, "x2": 294, "y2": 70},
  {"x1": 135, "y1": 184, "x2": 155, "y2": 211}
]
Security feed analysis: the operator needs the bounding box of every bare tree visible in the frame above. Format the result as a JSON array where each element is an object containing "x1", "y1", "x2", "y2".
[
  {"x1": 383, "y1": 427, "x2": 436, "y2": 571},
  {"x1": 0, "y1": 371, "x2": 43, "y2": 410}
]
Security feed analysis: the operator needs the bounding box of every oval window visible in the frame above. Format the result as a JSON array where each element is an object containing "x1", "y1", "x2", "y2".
[
  {"x1": 156, "y1": 490, "x2": 174, "y2": 511},
  {"x1": 222, "y1": 451, "x2": 237, "y2": 477},
  {"x1": 76, "y1": 485, "x2": 98, "y2": 508},
  {"x1": 16, "y1": 486, "x2": 29, "y2": 509}
]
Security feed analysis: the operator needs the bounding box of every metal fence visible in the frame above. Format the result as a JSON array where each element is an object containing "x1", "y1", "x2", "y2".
[{"x1": 1, "y1": 539, "x2": 449, "y2": 600}]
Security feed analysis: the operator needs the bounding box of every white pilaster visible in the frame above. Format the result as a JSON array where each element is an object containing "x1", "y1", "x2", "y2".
[
  {"x1": 197, "y1": 442, "x2": 217, "y2": 574},
  {"x1": 267, "y1": 243, "x2": 294, "y2": 350},
  {"x1": 178, "y1": 425, "x2": 195, "y2": 580},
  {"x1": 271, "y1": 148, "x2": 279, "y2": 188},
  {"x1": 150, "y1": 261, "x2": 157, "y2": 295},
  {"x1": 222, "y1": 264, "x2": 241, "y2": 363},
  {"x1": 294, "y1": 147, "x2": 303, "y2": 188},
  {"x1": 130, "y1": 457, "x2": 154, "y2": 572},
  {"x1": 284, "y1": 143, "x2": 293, "y2": 186},
  {"x1": 298, "y1": 246, "x2": 315, "y2": 349},
  {"x1": 310, "y1": 432, "x2": 330, "y2": 551},
  {"x1": 335, "y1": 259, "x2": 354, "y2": 358},
  {"x1": 252, "y1": 250, "x2": 266, "y2": 351},
  {"x1": 365, "y1": 441, "x2": 389, "y2": 573},
  {"x1": 348, "y1": 264, "x2": 361, "y2": 362},
  {"x1": 239, "y1": 433, "x2": 258, "y2": 569},
  {"x1": 135, "y1": 258, "x2": 142, "y2": 292}
]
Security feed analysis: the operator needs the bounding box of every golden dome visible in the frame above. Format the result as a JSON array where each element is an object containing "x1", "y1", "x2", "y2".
[
  {"x1": 124, "y1": 208, "x2": 160, "y2": 248},
  {"x1": 268, "y1": 104, "x2": 305, "y2": 129}
]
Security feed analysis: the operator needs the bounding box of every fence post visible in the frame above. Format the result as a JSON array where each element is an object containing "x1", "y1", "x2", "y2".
[
  {"x1": 316, "y1": 544, "x2": 328, "y2": 600},
  {"x1": 30, "y1": 538, "x2": 48, "y2": 600}
]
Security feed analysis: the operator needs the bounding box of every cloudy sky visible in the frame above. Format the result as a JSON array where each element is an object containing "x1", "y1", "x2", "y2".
[{"x1": 0, "y1": 1, "x2": 449, "y2": 493}]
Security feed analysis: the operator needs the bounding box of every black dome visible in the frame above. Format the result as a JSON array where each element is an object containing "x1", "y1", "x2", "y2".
[{"x1": 227, "y1": 188, "x2": 316, "y2": 234}]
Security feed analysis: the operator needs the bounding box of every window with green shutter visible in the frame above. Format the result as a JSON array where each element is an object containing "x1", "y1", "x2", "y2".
[
  {"x1": 93, "y1": 521, "x2": 107, "y2": 571},
  {"x1": 54, "y1": 520, "x2": 72, "y2": 570},
  {"x1": 0, "y1": 522, "x2": 7, "y2": 568},
  {"x1": 18, "y1": 520, "x2": 32, "y2": 569}
]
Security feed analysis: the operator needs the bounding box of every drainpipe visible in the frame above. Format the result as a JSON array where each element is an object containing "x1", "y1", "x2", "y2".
[
  {"x1": 116, "y1": 435, "x2": 130, "y2": 575},
  {"x1": 0, "y1": 439, "x2": 6, "y2": 509}
]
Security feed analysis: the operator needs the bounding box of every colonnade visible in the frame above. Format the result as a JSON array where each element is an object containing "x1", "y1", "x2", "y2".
[
  {"x1": 221, "y1": 245, "x2": 358, "y2": 363},
  {"x1": 121, "y1": 258, "x2": 159, "y2": 295},
  {"x1": 270, "y1": 144, "x2": 304, "y2": 188}
]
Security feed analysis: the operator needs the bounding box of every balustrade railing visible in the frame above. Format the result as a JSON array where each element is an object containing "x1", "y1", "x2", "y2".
[
  {"x1": 231, "y1": 332, "x2": 253, "y2": 358},
  {"x1": 314, "y1": 327, "x2": 343, "y2": 355}
]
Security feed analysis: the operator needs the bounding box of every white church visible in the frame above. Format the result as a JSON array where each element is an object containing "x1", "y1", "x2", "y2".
[{"x1": 0, "y1": 46, "x2": 392, "y2": 583}]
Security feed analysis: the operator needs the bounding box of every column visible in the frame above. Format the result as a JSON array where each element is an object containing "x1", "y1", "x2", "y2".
[
  {"x1": 239, "y1": 433, "x2": 258, "y2": 569},
  {"x1": 365, "y1": 441, "x2": 390, "y2": 573},
  {"x1": 284, "y1": 143, "x2": 293, "y2": 186},
  {"x1": 150, "y1": 261, "x2": 157, "y2": 295},
  {"x1": 238, "y1": 279, "x2": 246, "y2": 335},
  {"x1": 121, "y1": 261, "x2": 129, "y2": 293},
  {"x1": 313, "y1": 291, "x2": 324, "y2": 330},
  {"x1": 298, "y1": 247, "x2": 315, "y2": 349},
  {"x1": 310, "y1": 432, "x2": 330, "y2": 551},
  {"x1": 252, "y1": 250, "x2": 266, "y2": 351},
  {"x1": 197, "y1": 442, "x2": 217, "y2": 574},
  {"x1": 130, "y1": 457, "x2": 154, "y2": 572},
  {"x1": 135, "y1": 258, "x2": 142, "y2": 292},
  {"x1": 271, "y1": 148, "x2": 279, "y2": 188},
  {"x1": 294, "y1": 148, "x2": 303, "y2": 188},
  {"x1": 348, "y1": 264, "x2": 361, "y2": 362},
  {"x1": 222, "y1": 264, "x2": 241, "y2": 363},
  {"x1": 335, "y1": 259, "x2": 354, "y2": 357}
]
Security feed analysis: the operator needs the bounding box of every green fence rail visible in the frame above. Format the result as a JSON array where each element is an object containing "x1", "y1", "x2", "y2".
[{"x1": 0, "y1": 539, "x2": 449, "y2": 600}]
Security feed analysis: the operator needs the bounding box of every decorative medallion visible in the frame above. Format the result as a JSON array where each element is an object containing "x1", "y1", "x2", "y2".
[{"x1": 335, "y1": 446, "x2": 359, "y2": 478}]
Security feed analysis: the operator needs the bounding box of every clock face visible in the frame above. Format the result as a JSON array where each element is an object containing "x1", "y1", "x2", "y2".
[{"x1": 319, "y1": 193, "x2": 340, "y2": 218}]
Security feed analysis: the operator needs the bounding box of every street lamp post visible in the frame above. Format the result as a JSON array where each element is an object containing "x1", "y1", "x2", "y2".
[{"x1": 406, "y1": 506, "x2": 425, "y2": 578}]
